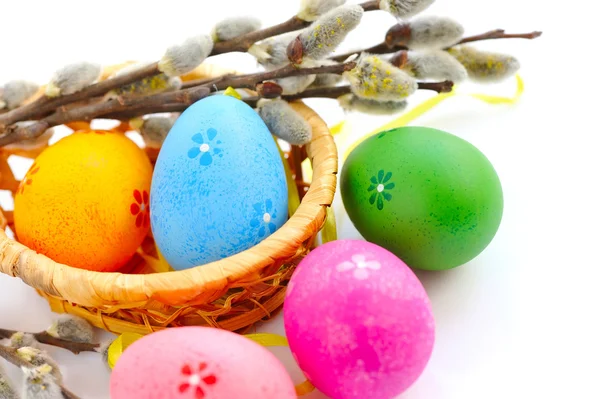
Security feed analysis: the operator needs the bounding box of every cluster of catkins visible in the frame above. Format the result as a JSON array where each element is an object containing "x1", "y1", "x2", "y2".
[
  {"x1": 0, "y1": 0, "x2": 523, "y2": 151},
  {"x1": 0, "y1": 315, "x2": 102, "y2": 399},
  {"x1": 249, "y1": 0, "x2": 520, "y2": 144}
]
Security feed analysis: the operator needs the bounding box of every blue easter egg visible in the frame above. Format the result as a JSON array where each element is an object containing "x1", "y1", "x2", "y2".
[{"x1": 150, "y1": 95, "x2": 288, "y2": 270}]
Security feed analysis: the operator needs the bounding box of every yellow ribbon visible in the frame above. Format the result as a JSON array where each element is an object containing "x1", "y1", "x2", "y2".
[
  {"x1": 275, "y1": 138, "x2": 301, "y2": 217},
  {"x1": 107, "y1": 332, "x2": 145, "y2": 369},
  {"x1": 245, "y1": 333, "x2": 316, "y2": 396},
  {"x1": 340, "y1": 74, "x2": 525, "y2": 160},
  {"x1": 321, "y1": 207, "x2": 338, "y2": 244},
  {"x1": 223, "y1": 86, "x2": 242, "y2": 100}
]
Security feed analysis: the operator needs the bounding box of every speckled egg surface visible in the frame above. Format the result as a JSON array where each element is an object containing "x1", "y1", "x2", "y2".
[
  {"x1": 150, "y1": 95, "x2": 288, "y2": 270},
  {"x1": 341, "y1": 126, "x2": 504, "y2": 271},
  {"x1": 13, "y1": 130, "x2": 153, "y2": 272},
  {"x1": 110, "y1": 326, "x2": 296, "y2": 399},
  {"x1": 283, "y1": 240, "x2": 435, "y2": 399}
]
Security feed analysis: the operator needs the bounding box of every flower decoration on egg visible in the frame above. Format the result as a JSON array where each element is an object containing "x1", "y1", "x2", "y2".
[
  {"x1": 250, "y1": 199, "x2": 277, "y2": 238},
  {"x1": 130, "y1": 189, "x2": 150, "y2": 228},
  {"x1": 368, "y1": 170, "x2": 395, "y2": 210},
  {"x1": 336, "y1": 253, "x2": 381, "y2": 280},
  {"x1": 178, "y1": 362, "x2": 218, "y2": 399},
  {"x1": 18, "y1": 163, "x2": 40, "y2": 195},
  {"x1": 188, "y1": 128, "x2": 223, "y2": 166}
]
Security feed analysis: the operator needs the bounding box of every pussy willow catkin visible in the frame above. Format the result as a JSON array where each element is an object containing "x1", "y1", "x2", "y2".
[
  {"x1": 0, "y1": 80, "x2": 39, "y2": 109},
  {"x1": 45, "y1": 62, "x2": 101, "y2": 97},
  {"x1": 344, "y1": 53, "x2": 418, "y2": 101},
  {"x1": 379, "y1": 0, "x2": 436, "y2": 19},
  {"x1": 159, "y1": 35, "x2": 214, "y2": 77},
  {"x1": 296, "y1": 4, "x2": 364, "y2": 60},
  {"x1": 338, "y1": 93, "x2": 408, "y2": 115},
  {"x1": 448, "y1": 45, "x2": 520, "y2": 83},
  {"x1": 297, "y1": 0, "x2": 347, "y2": 21}
]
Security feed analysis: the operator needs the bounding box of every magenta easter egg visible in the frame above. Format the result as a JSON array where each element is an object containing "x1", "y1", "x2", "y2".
[
  {"x1": 110, "y1": 326, "x2": 296, "y2": 399},
  {"x1": 283, "y1": 240, "x2": 435, "y2": 399}
]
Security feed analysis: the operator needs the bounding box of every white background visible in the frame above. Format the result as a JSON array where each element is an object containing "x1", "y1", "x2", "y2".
[{"x1": 1, "y1": 0, "x2": 599, "y2": 398}]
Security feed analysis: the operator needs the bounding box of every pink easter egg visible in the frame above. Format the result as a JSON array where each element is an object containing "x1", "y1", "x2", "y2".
[
  {"x1": 283, "y1": 239, "x2": 435, "y2": 399},
  {"x1": 110, "y1": 326, "x2": 296, "y2": 399}
]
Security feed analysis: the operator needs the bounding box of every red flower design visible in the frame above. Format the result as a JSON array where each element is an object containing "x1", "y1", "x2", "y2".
[
  {"x1": 130, "y1": 189, "x2": 150, "y2": 228},
  {"x1": 18, "y1": 163, "x2": 40, "y2": 195},
  {"x1": 178, "y1": 362, "x2": 218, "y2": 398}
]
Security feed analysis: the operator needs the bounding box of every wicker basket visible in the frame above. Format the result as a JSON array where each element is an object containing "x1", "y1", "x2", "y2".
[{"x1": 0, "y1": 64, "x2": 338, "y2": 336}]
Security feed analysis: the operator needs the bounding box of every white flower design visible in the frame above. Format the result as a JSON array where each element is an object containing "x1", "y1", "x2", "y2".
[{"x1": 336, "y1": 254, "x2": 381, "y2": 280}]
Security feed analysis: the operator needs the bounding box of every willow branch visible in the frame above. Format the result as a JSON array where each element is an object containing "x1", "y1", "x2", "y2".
[
  {"x1": 0, "y1": 345, "x2": 82, "y2": 399},
  {"x1": 0, "y1": 328, "x2": 99, "y2": 355},
  {"x1": 245, "y1": 80, "x2": 453, "y2": 105},
  {"x1": 332, "y1": 42, "x2": 404, "y2": 62},
  {"x1": 0, "y1": 85, "x2": 211, "y2": 146},
  {"x1": 332, "y1": 29, "x2": 543, "y2": 61},
  {"x1": 212, "y1": 17, "x2": 310, "y2": 55},
  {"x1": 446, "y1": 29, "x2": 543, "y2": 48},
  {"x1": 0, "y1": 63, "x2": 159, "y2": 130},
  {"x1": 211, "y1": 61, "x2": 356, "y2": 91},
  {"x1": 101, "y1": 63, "x2": 353, "y2": 119},
  {"x1": 211, "y1": 1, "x2": 381, "y2": 55}
]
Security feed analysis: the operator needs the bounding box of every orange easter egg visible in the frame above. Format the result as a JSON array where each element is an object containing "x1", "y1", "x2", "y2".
[{"x1": 14, "y1": 130, "x2": 153, "y2": 272}]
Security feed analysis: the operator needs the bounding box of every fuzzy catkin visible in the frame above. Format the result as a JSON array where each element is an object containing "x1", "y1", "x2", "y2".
[
  {"x1": 248, "y1": 33, "x2": 298, "y2": 69},
  {"x1": 131, "y1": 115, "x2": 177, "y2": 148},
  {"x1": 21, "y1": 365, "x2": 63, "y2": 399},
  {"x1": 10, "y1": 332, "x2": 38, "y2": 349},
  {"x1": 1, "y1": 80, "x2": 39, "y2": 109},
  {"x1": 344, "y1": 53, "x2": 418, "y2": 101},
  {"x1": 111, "y1": 63, "x2": 181, "y2": 97},
  {"x1": 45, "y1": 62, "x2": 101, "y2": 97},
  {"x1": 0, "y1": 363, "x2": 19, "y2": 399},
  {"x1": 258, "y1": 99, "x2": 313, "y2": 145},
  {"x1": 272, "y1": 75, "x2": 317, "y2": 95},
  {"x1": 17, "y1": 347, "x2": 63, "y2": 383},
  {"x1": 212, "y1": 17, "x2": 262, "y2": 42},
  {"x1": 401, "y1": 50, "x2": 468, "y2": 82},
  {"x1": 46, "y1": 315, "x2": 94, "y2": 343},
  {"x1": 407, "y1": 16, "x2": 464, "y2": 49},
  {"x1": 159, "y1": 35, "x2": 214, "y2": 77},
  {"x1": 338, "y1": 93, "x2": 408, "y2": 115},
  {"x1": 298, "y1": 4, "x2": 364, "y2": 60},
  {"x1": 448, "y1": 45, "x2": 520, "y2": 83},
  {"x1": 298, "y1": 0, "x2": 347, "y2": 22},
  {"x1": 379, "y1": 0, "x2": 436, "y2": 19}
]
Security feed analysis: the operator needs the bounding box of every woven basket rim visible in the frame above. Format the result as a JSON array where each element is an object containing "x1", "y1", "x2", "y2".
[{"x1": 0, "y1": 100, "x2": 338, "y2": 307}]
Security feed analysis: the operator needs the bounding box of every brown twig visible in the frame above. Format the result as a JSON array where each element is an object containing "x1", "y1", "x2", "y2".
[
  {"x1": 253, "y1": 80, "x2": 453, "y2": 103},
  {"x1": 0, "y1": 62, "x2": 355, "y2": 145},
  {"x1": 0, "y1": 328, "x2": 99, "y2": 354},
  {"x1": 0, "y1": 86, "x2": 211, "y2": 146},
  {"x1": 331, "y1": 42, "x2": 403, "y2": 62},
  {"x1": 447, "y1": 29, "x2": 543, "y2": 48},
  {"x1": 212, "y1": 16, "x2": 310, "y2": 55},
  {"x1": 418, "y1": 81, "x2": 455, "y2": 93},
  {"x1": 0, "y1": 62, "x2": 159, "y2": 130},
  {"x1": 331, "y1": 29, "x2": 543, "y2": 62},
  {"x1": 211, "y1": 1, "x2": 381, "y2": 55},
  {"x1": 212, "y1": 61, "x2": 356, "y2": 91},
  {"x1": 104, "y1": 62, "x2": 354, "y2": 118},
  {"x1": 242, "y1": 79, "x2": 454, "y2": 113},
  {"x1": 0, "y1": 344, "x2": 82, "y2": 399}
]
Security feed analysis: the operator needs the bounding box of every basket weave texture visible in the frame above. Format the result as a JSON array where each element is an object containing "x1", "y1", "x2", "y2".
[{"x1": 0, "y1": 65, "x2": 338, "y2": 335}]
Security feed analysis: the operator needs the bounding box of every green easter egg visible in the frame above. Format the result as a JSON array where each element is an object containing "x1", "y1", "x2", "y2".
[{"x1": 340, "y1": 126, "x2": 503, "y2": 271}]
